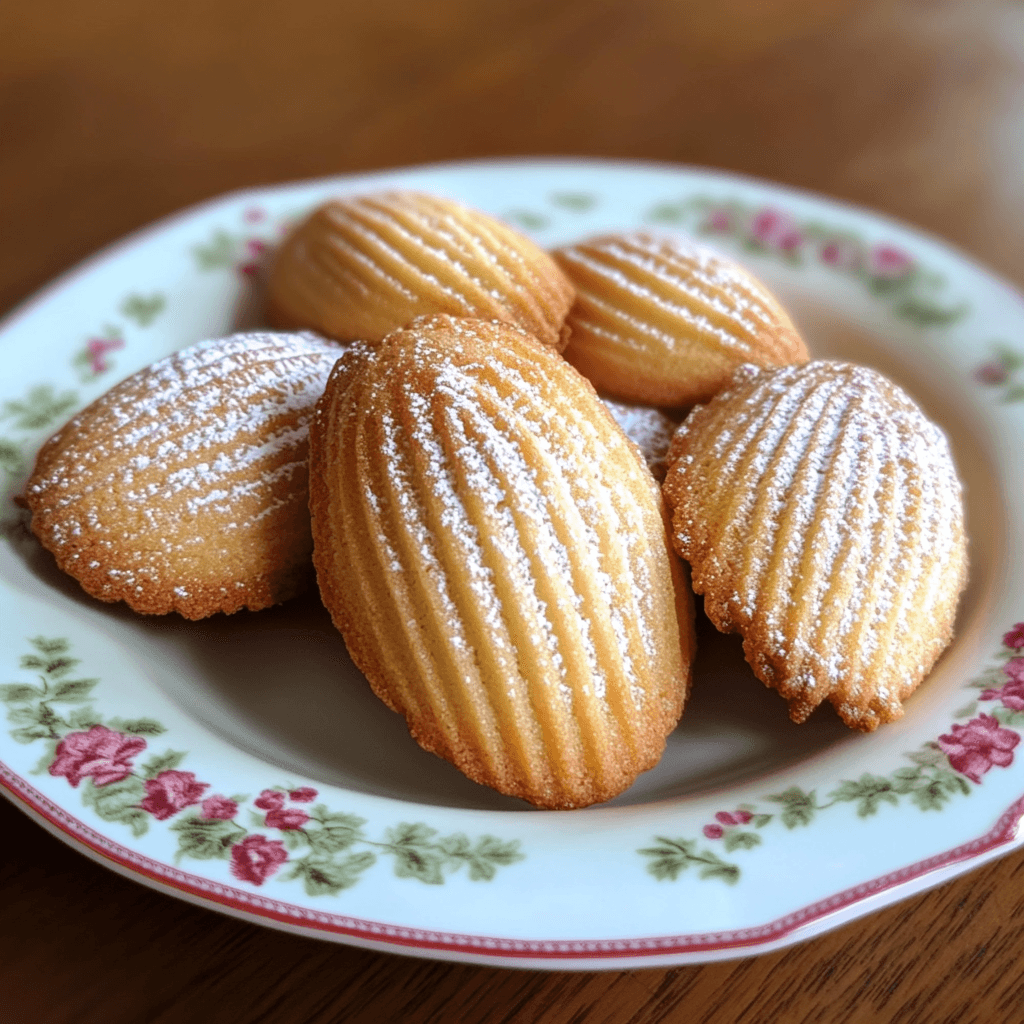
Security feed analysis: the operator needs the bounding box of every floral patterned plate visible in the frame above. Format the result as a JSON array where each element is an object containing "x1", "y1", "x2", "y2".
[{"x1": 1, "y1": 159, "x2": 1022, "y2": 970}]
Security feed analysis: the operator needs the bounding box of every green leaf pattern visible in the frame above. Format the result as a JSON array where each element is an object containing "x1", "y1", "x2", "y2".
[
  {"x1": 193, "y1": 229, "x2": 238, "y2": 270},
  {"x1": 638, "y1": 837, "x2": 740, "y2": 884},
  {"x1": 1, "y1": 288, "x2": 165, "y2": 531},
  {"x1": 1, "y1": 386, "x2": 82, "y2": 535},
  {"x1": 974, "y1": 342, "x2": 1024, "y2": 403},
  {"x1": 82, "y1": 776, "x2": 150, "y2": 838},
  {"x1": 641, "y1": 628, "x2": 1024, "y2": 884},
  {"x1": 644, "y1": 195, "x2": 968, "y2": 328},
  {"x1": 170, "y1": 815, "x2": 246, "y2": 862},
  {"x1": 120, "y1": 293, "x2": 166, "y2": 327},
  {"x1": 1, "y1": 386, "x2": 78, "y2": 432},
  {"x1": 2, "y1": 637, "x2": 525, "y2": 894},
  {"x1": 190, "y1": 204, "x2": 284, "y2": 275}
]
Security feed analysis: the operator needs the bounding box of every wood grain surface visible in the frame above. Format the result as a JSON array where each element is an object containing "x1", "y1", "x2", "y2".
[{"x1": 2, "y1": 1, "x2": 1023, "y2": 1021}]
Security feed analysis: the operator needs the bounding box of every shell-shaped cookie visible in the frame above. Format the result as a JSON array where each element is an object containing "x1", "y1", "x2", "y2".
[
  {"x1": 552, "y1": 231, "x2": 809, "y2": 406},
  {"x1": 310, "y1": 315, "x2": 695, "y2": 808},
  {"x1": 267, "y1": 191, "x2": 576, "y2": 350},
  {"x1": 24, "y1": 331, "x2": 342, "y2": 619},
  {"x1": 662, "y1": 361, "x2": 968, "y2": 731}
]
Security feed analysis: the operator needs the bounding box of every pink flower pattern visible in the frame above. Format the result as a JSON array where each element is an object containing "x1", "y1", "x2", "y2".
[
  {"x1": 1004, "y1": 624, "x2": 1024, "y2": 650},
  {"x1": 715, "y1": 810, "x2": 753, "y2": 826},
  {"x1": 24, "y1": 622, "x2": 1024, "y2": 891},
  {"x1": 139, "y1": 770, "x2": 209, "y2": 820},
  {"x1": 937, "y1": 714, "x2": 1020, "y2": 784},
  {"x1": 644, "y1": 194, "x2": 968, "y2": 330},
  {"x1": 980, "y1": 659, "x2": 1024, "y2": 710},
  {"x1": 975, "y1": 361, "x2": 1008, "y2": 386},
  {"x1": 265, "y1": 807, "x2": 310, "y2": 831},
  {"x1": 48, "y1": 725, "x2": 147, "y2": 788},
  {"x1": 868, "y1": 243, "x2": 915, "y2": 280},
  {"x1": 238, "y1": 233, "x2": 271, "y2": 278},
  {"x1": 201, "y1": 795, "x2": 239, "y2": 820},
  {"x1": 749, "y1": 208, "x2": 803, "y2": 253},
  {"x1": 819, "y1": 238, "x2": 863, "y2": 272},
  {"x1": 230, "y1": 834, "x2": 288, "y2": 885},
  {"x1": 986, "y1": 678, "x2": 1024, "y2": 711},
  {"x1": 85, "y1": 336, "x2": 125, "y2": 375},
  {"x1": 254, "y1": 788, "x2": 286, "y2": 811},
  {"x1": 703, "y1": 809, "x2": 754, "y2": 839},
  {"x1": 702, "y1": 208, "x2": 734, "y2": 233}
]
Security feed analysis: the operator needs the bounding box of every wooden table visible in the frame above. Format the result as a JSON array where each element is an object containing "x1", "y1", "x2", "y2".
[{"x1": 3, "y1": 1, "x2": 1023, "y2": 1020}]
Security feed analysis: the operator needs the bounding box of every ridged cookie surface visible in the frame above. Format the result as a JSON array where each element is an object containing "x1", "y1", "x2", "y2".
[
  {"x1": 24, "y1": 331, "x2": 341, "y2": 619},
  {"x1": 310, "y1": 314, "x2": 695, "y2": 808},
  {"x1": 268, "y1": 191, "x2": 575, "y2": 349},
  {"x1": 662, "y1": 361, "x2": 967, "y2": 731},
  {"x1": 553, "y1": 231, "x2": 809, "y2": 406}
]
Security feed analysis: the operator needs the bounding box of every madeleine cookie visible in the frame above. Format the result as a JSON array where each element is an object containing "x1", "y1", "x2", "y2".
[
  {"x1": 23, "y1": 331, "x2": 342, "y2": 619},
  {"x1": 267, "y1": 191, "x2": 575, "y2": 350},
  {"x1": 552, "y1": 231, "x2": 809, "y2": 406},
  {"x1": 310, "y1": 314, "x2": 695, "y2": 808},
  {"x1": 662, "y1": 361, "x2": 968, "y2": 731}
]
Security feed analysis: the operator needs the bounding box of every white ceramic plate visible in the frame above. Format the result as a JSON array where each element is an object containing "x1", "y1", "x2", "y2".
[{"x1": 2, "y1": 159, "x2": 1022, "y2": 970}]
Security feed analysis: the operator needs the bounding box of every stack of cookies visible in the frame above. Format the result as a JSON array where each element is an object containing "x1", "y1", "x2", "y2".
[{"x1": 21, "y1": 190, "x2": 968, "y2": 808}]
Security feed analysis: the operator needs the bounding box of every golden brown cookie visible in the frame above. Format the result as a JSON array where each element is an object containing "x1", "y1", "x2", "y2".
[
  {"x1": 310, "y1": 314, "x2": 695, "y2": 808},
  {"x1": 23, "y1": 331, "x2": 342, "y2": 619},
  {"x1": 267, "y1": 191, "x2": 575, "y2": 349},
  {"x1": 552, "y1": 231, "x2": 809, "y2": 406},
  {"x1": 662, "y1": 360, "x2": 968, "y2": 731}
]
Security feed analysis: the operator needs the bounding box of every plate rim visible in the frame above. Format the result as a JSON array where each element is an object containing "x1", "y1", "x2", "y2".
[
  {"x1": 4, "y1": 155, "x2": 1024, "y2": 333},
  {"x1": 4, "y1": 764, "x2": 1021, "y2": 969}
]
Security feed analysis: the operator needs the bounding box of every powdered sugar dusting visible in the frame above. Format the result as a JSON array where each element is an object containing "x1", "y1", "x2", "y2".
[
  {"x1": 664, "y1": 359, "x2": 967, "y2": 730},
  {"x1": 26, "y1": 330, "x2": 343, "y2": 616},
  {"x1": 324, "y1": 314, "x2": 688, "y2": 804},
  {"x1": 558, "y1": 232, "x2": 790, "y2": 355},
  {"x1": 601, "y1": 399, "x2": 679, "y2": 478},
  {"x1": 278, "y1": 193, "x2": 573, "y2": 349}
]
